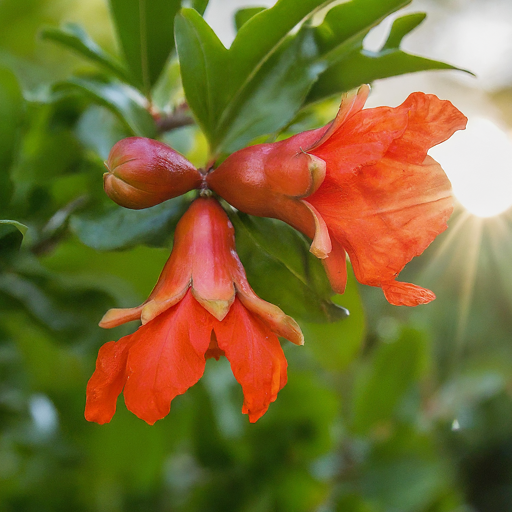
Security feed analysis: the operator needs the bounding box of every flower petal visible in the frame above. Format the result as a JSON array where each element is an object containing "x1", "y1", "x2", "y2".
[
  {"x1": 386, "y1": 93, "x2": 468, "y2": 164},
  {"x1": 309, "y1": 155, "x2": 452, "y2": 291},
  {"x1": 300, "y1": 199, "x2": 332, "y2": 259},
  {"x1": 123, "y1": 291, "x2": 212, "y2": 425},
  {"x1": 99, "y1": 305, "x2": 144, "y2": 329},
  {"x1": 311, "y1": 105, "x2": 409, "y2": 177},
  {"x1": 321, "y1": 237, "x2": 348, "y2": 294},
  {"x1": 308, "y1": 84, "x2": 370, "y2": 152},
  {"x1": 215, "y1": 299, "x2": 288, "y2": 422},
  {"x1": 85, "y1": 335, "x2": 132, "y2": 424},
  {"x1": 382, "y1": 281, "x2": 436, "y2": 306}
]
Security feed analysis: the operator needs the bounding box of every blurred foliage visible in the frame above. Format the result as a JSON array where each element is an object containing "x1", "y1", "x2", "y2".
[{"x1": 0, "y1": 1, "x2": 510, "y2": 512}]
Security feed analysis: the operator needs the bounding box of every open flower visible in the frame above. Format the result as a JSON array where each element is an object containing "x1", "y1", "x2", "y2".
[
  {"x1": 85, "y1": 197, "x2": 303, "y2": 425},
  {"x1": 207, "y1": 85, "x2": 467, "y2": 306}
]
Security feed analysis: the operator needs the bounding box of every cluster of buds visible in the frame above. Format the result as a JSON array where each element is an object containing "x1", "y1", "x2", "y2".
[{"x1": 87, "y1": 86, "x2": 467, "y2": 424}]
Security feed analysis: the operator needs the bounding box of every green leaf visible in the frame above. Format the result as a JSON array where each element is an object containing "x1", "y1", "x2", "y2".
[
  {"x1": 70, "y1": 197, "x2": 189, "y2": 251},
  {"x1": 307, "y1": 11, "x2": 468, "y2": 104},
  {"x1": 189, "y1": 0, "x2": 209, "y2": 16},
  {"x1": 176, "y1": 0, "x2": 333, "y2": 154},
  {"x1": 0, "y1": 273, "x2": 78, "y2": 331},
  {"x1": 108, "y1": 0, "x2": 182, "y2": 94},
  {"x1": 302, "y1": 268, "x2": 365, "y2": 372},
  {"x1": 308, "y1": 51, "x2": 461, "y2": 103},
  {"x1": 54, "y1": 77, "x2": 156, "y2": 138},
  {"x1": 234, "y1": 7, "x2": 266, "y2": 32},
  {"x1": 382, "y1": 12, "x2": 426, "y2": 50},
  {"x1": 76, "y1": 105, "x2": 131, "y2": 160},
  {"x1": 0, "y1": 219, "x2": 27, "y2": 236},
  {"x1": 231, "y1": 212, "x2": 348, "y2": 324},
  {"x1": 311, "y1": 0, "x2": 411, "y2": 61},
  {"x1": 0, "y1": 67, "x2": 23, "y2": 212},
  {"x1": 351, "y1": 327, "x2": 429, "y2": 434},
  {"x1": 219, "y1": 28, "x2": 326, "y2": 153},
  {"x1": 40, "y1": 23, "x2": 132, "y2": 84},
  {"x1": 174, "y1": 9, "x2": 228, "y2": 142},
  {"x1": 0, "y1": 220, "x2": 28, "y2": 266}
]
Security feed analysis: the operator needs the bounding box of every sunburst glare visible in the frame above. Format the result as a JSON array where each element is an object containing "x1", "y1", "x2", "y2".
[{"x1": 430, "y1": 117, "x2": 512, "y2": 218}]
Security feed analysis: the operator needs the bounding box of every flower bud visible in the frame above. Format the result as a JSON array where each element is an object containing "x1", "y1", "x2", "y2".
[
  {"x1": 206, "y1": 134, "x2": 326, "y2": 243},
  {"x1": 104, "y1": 137, "x2": 203, "y2": 209}
]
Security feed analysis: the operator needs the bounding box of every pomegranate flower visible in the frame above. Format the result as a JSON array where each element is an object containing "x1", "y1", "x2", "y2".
[
  {"x1": 85, "y1": 197, "x2": 303, "y2": 425},
  {"x1": 207, "y1": 85, "x2": 467, "y2": 306},
  {"x1": 104, "y1": 137, "x2": 203, "y2": 209}
]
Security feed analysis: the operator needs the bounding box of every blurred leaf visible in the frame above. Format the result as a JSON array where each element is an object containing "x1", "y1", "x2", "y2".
[
  {"x1": 351, "y1": 327, "x2": 428, "y2": 434},
  {"x1": 76, "y1": 105, "x2": 131, "y2": 160},
  {"x1": 54, "y1": 77, "x2": 156, "y2": 137},
  {"x1": 360, "y1": 426, "x2": 454, "y2": 511},
  {"x1": 70, "y1": 197, "x2": 189, "y2": 251},
  {"x1": 0, "y1": 273, "x2": 78, "y2": 331},
  {"x1": 0, "y1": 67, "x2": 24, "y2": 212},
  {"x1": 0, "y1": 219, "x2": 28, "y2": 236},
  {"x1": 231, "y1": 212, "x2": 348, "y2": 323},
  {"x1": 302, "y1": 268, "x2": 365, "y2": 372},
  {"x1": 234, "y1": 7, "x2": 266, "y2": 31},
  {"x1": 41, "y1": 23, "x2": 131, "y2": 83},
  {"x1": 307, "y1": 12, "x2": 467, "y2": 104},
  {"x1": 108, "y1": 0, "x2": 182, "y2": 93},
  {"x1": 4, "y1": 313, "x2": 85, "y2": 391},
  {"x1": 0, "y1": 220, "x2": 27, "y2": 266}
]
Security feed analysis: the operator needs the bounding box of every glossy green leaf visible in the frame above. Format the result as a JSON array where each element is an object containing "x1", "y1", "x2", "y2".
[
  {"x1": 70, "y1": 197, "x2": 189, "y2": 251},
  {"x1": 174, "y1": 9, "x2": 228, "y2": 141},
  {"x1": 41, "y1": 23, "x2": 131, "y2": 83},
  {"x1": 54, "y1": 77, "x2": 156, "y2": 137},
  {"x1": 351, "y1": 328, "x2": 429, "y2": 434},
  {"x1": 176, "y1": 0, "x2": 333, "y2": 153},
  {"x1": 307, "y1": 11, "x2": 467, "y2": 104},
  {"x1": 231, "y1": 212, "x2": 348, "y2": 324},
  {"x1": 219, "y1": 28, "x2": 326, "y2": 153},
  {"x1": 311, "y1": 0, "x2": 410, "y2": 61},
  {"x1": 108, "y1": 0, "x2": 182, "y2": 94},
  {"x1": 382, "y1": 12, "x2": 426, "y2": 50},
  {"x1": 0, "y1": 67, "x2": 23, "y2": 213},
  {"x1": 234, "y1": 7, "x2": 266, "y2": 31}
]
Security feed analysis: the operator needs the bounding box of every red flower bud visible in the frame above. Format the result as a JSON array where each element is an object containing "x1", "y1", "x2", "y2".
[{"x1": 104, "y1": 137, "x2": 203, "y2": 209}]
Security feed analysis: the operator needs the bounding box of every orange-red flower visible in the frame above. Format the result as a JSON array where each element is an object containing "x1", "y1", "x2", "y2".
[
  {"x1": 207, "y1": 86, "x2": 468, "y2": 306},
  {"x1": 85, "y1": 197, "x2": 303, "y2": 425}
]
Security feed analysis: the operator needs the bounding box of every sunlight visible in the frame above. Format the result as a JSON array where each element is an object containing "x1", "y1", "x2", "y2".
[{"x1": 430, "y1": 117, "x2": 512, "y2": 218}]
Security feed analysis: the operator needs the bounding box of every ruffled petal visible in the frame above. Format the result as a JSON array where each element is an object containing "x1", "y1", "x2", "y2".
[
  {"x1": 85, "y1": 335, "x2": 132, "y2": 424},
  {"x1": 382, "y1": 281, "x2": 436, "y2": 306},
  {"x1": 386, "y1": 93, "x2": 468, "y2": 164},
  {"x1": 123, "y1": 291, "x2": 212, "y2": 425},
  {"x1": 308, "y1": 155, "x2": 452, "y2": 291},
  {"x1": 311, "y1": 104, "x2": 409, "y2": 176},
  {"x1": 215, "y1": 299, "x2": 288, "y2": 422}
]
